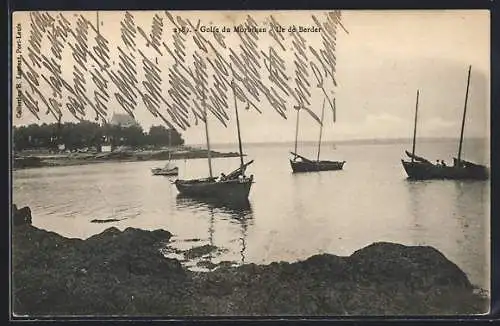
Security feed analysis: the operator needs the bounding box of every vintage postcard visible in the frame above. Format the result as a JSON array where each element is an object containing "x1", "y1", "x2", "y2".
[{"x1": 10, "y1": 10, "x2": 490, "y2": 317}]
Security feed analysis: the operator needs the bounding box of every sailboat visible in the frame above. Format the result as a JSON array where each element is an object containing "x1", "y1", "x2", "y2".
[
  {"x1": 151, "y1": 128, "x2": 179, "y2": 176},
  {"x1": 151, "y1": 162, "x2": 179, "y2": 176},
  {"x1": 174, "y1": 81, "x2": 254, "y2": 203},
  {"x1": 290, "y1": 97, "x2": 346, "y2": 173},
  {"x1": 401, "y1": 66, "x2": 489, "y2": 180}
]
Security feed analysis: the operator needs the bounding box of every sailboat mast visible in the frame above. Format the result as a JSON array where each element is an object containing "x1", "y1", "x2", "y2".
[
  {"x1": 294, "y1": 107, "x2": 300, "y2": 155},
  {"x1": 316, "y1": 98, "x2": 326, "y2": 162},
  {"x1": 203, "y1": 100, "x2": 213, "y2": 178},
  {"x1": 457, "y1": 65, "x2": 472, "y2": 164},
  {"x1": 411, "y1": 89, "x2": 420, "y2": 163},
  {"x1": 96, "y1": 11, "x2": 100, "y2": 33},
  {"x1": 233, "y1": 82, "x2": 245, "y2": 169}
]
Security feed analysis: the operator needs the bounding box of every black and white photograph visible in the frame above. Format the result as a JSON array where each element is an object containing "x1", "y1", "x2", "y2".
[{"x1": 10, "y1": 9, "x2": 490, "y2": 317}]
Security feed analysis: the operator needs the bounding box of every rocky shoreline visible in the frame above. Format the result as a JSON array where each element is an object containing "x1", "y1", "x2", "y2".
[
  {"x1": 12, "y1": 147, "x2": 241, "y2": 170},
  {"x1": 11, "y1": 207, "x2": 488, "y2": 316}
]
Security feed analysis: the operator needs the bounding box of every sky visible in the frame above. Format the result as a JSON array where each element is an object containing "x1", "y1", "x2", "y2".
[{"x1": 11, "y1": 10, "x2": 490, "y2": 145}]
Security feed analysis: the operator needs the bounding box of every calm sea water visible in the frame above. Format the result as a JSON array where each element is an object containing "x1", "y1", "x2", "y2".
[{"x1": 12, "y1": 139, "x2": 490, "y2": 291}]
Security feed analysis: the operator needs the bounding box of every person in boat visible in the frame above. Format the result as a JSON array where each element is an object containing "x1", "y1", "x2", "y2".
[
  {"x1": 441, "y1": 160, "x2": 447, "y2": 167},
  {"x1": 218, "y1": 173, "x2": 227, "y2": 182}
]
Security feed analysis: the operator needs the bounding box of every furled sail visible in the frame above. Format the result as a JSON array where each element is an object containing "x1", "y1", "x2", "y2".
[
  {"x1": 225, "y1": 160, "x2": 254, "y2": 180},
  {"x1": 405, "y1": 150, "x2": 432, "y2": 164},
  {"x1": 290, "y1": 152, "x2": 314, "y2": 163},
  {"x1": 453, "y1": 158, "x2": 485, "y2": 168}
]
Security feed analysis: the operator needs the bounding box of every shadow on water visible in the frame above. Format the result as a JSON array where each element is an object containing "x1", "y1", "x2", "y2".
[{"x1": 174, "y1": 195, "x2": 254, "y2": 269}]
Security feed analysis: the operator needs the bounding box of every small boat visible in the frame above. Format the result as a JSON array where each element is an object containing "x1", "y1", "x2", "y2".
[
  {"x1": 151, "y1": 162, "x2": 179, "y2": 176},
  {"x1": 290, "y1": 152, "x2": 345, "y2": 173},
  {"x1": 152, "y1": 127, "x2": 179, "y2": 176},
  {"x1": 290, "y1": 97, "x2": 345, "y2": 173},
  {"x1": 174, "y1": 80, "x2": 254, "y2": 202},
  {"x1": 401, "y1": 66, "x2": 489, "y2": 181}
]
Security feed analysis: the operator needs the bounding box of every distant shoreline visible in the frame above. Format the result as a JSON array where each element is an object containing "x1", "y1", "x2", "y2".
[
  {"x1": 206, "y1": 137, "x2": 489, "y2": 148},
  {"x1": 12, "y1": 137, "x2": 489, "y2": 170},
  {"x1": 12, "y1": 147, "x2": 242, "y2": 170}
]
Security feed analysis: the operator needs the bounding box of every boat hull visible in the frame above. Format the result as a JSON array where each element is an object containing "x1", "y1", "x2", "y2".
[
  {"x1": 290, "y1": 160, "x2": 345, "y2": 173},
  {"x1": 174, "y1": 177, "x2": 253, "y2": 203},
  {"x1": 401, "y1": 160, "x2": 488, "y2": 180}
]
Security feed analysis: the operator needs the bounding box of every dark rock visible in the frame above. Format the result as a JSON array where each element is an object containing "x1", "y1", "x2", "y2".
[
  {"x1": 184, "y1": 238, "x2": 202, "y2": 242},
  {"x1": 80, "y1": 227, "x2": 179, "y2": 277},
  {"x1": 11, "y1": 224, "x2": 488, "y2": 316},
  {"x1": 12, "y1": 224, "x2": 188, "y2": 315},
  {"x1": 297, "y1": 253, "x2": 350, "y2": 281},
  {"x1": 12, "y1": 205, "x2": 32, "y2": 226},
  {"x1": 217, "y1": 261, "x2": 236, "y2": 269},
  {"x1": 196, "y1": 260, "x2": 218, "y2": 270},
  {"x1": 90, "y1": 218, "x2": 124, "y2": 223},
  {"x1": 348, "y1": 242, "x2": 472, "y2": 291},
  {"x1": 184, "y1": 244, "x2": 218, "y2": 259}
]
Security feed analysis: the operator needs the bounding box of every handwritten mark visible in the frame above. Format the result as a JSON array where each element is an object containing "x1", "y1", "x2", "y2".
[
  {"x1": 15, "y1": 11, "x2": 347, "y2": 130},
  {"x1": 121, "y1": 11, "x2": 137, "y2": 50},
  {"x1": 137, "y1": 13, "x2": 163, "y2": 56}
]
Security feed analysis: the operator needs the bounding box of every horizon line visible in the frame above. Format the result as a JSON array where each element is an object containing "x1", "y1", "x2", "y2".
[{"x1": 188, "y1": 136, "x2": 489, "y2": 147}]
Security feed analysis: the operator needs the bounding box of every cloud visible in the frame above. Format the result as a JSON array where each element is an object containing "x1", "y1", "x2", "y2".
[{"x1": 420, "y1": 117, "x2": 457, "y2": 137}]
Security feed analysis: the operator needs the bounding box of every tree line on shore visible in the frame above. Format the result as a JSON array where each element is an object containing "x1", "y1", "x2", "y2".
[{"x1": 13, "y1": 122, "x2": 185, "y2": 152}]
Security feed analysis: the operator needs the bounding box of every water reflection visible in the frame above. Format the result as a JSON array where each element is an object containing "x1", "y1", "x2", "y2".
[
  {"x1": 290, "y1": 174, "x2": 306, "y2": 221},
  {"x1": 405, "y1": 180, "x2": 429, "y2": 245},
  {"x1": 208, "y1": 206, "x2": 215, "y2": 261},
  {"x1": 405, "y1": 179, "x2": 488, "y2": 239},
  {"x1": 175, "y1": 195, "x2": 254, "y2": 268},
  {"x1": 404, "y1": 178, "x2": 489, "y2": 290},
  {"x1": 175, "y1": 194, "x2": 252, "y2": 215},
  {"x1": 451, "y1": 180, "x2": 490, "y2": 291},
  {"x1": 404, "y1": 179, "x2": 468, "y2": 246}
]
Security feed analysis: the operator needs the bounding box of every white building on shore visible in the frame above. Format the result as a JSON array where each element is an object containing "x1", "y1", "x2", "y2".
[
  {"x1": 100, "y1": 113, "x2": 140, "y2": 152},
  {"x1": 109, "y1": 113, "x2": 140, "y2": 128}
]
